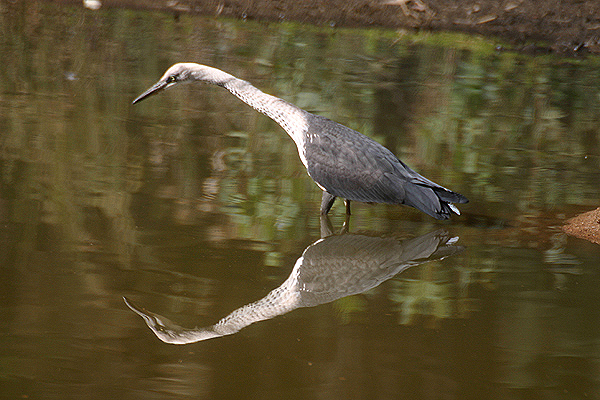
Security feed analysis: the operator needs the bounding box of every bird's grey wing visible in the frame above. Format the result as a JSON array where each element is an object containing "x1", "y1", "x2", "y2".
[{"x1": 303, "y1": 117, "x2": 406, "y2": 203}]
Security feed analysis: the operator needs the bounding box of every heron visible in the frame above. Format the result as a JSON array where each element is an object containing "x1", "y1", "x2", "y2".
[
  {"x1": 132, "y1": 63, "x2": 468, "y2": 219},
  {"x1": 124, "y1": 228, "x2": 463, "y2": 344}
]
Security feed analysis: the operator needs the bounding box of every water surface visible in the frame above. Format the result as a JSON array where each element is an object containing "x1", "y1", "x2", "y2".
[{"x1": 1, "y1": 2, "x2": 600, "y2": 399}]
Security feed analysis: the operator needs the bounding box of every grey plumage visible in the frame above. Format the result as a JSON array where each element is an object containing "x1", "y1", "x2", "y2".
[
  {"x1": 304, "y1": 114, "x2": 467, "y2": 219},
  {"x1": 133, "y1": 63, "x2": 468, "y2": 219}
]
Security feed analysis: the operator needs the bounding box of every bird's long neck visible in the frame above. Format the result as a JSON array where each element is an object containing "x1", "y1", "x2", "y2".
[
  {"x1": 192, "y1": 67, "x2": 310, "y2": 165},
  {"x1": 125, "y1": 259, "x2": 304, "y2": 344},
  {"x1": 212, "y1": 274, "x2": 300, "y2": 335}
]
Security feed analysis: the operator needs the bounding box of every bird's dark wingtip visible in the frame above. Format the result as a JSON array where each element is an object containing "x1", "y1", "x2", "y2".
[
  {"x1": 435, "y1": 202, "x2": 464, "y2": 219},
  {"x1": 437, "y1": 211, "x2": 452, "y2": 220}
]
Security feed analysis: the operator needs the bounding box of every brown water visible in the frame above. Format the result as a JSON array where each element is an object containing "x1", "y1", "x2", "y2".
[{"x1": 1, "y1": 2, "x2": 600, "y2": 399}]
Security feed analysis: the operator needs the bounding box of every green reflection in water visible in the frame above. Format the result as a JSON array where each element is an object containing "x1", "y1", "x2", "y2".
[
  {"x1": 2, "y1": 2, "x2": 599, "y2": 247},
  {"x1": 1, "y1": 1, "x2": 600, "y2": 399}
]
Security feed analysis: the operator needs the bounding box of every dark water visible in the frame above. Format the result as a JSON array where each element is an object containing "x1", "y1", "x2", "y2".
[{"x1": 1, "y1": 2, "x2": 600, "y2": 399}]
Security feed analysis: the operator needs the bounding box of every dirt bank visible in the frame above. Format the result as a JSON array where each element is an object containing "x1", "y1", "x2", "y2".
[
  {"x1": 563, "y1": 208, "x2": 600, "y2": 245},
  {"x1": 77, "y1": 0, "x2": 600, "y2": 54}
]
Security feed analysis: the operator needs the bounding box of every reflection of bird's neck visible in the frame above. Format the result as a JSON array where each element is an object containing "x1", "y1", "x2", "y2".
[
  {"x1": 214, "y1": 275, "x2": 301, "y2": 334},
  {"x1": 220, "y1": 78, "x2": 311, "y2": 167}
]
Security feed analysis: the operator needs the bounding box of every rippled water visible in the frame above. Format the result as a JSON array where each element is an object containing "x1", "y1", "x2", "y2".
[{"x1": 1, "y1": 2, "x2": 600, "y2": 399}]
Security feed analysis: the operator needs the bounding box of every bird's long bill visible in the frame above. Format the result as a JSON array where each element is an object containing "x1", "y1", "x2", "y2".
[{"x1": 132, "y1": 80, "x2": 168, "y2": 104}]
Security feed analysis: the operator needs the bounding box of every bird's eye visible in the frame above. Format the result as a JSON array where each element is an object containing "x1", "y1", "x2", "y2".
[{"x1": 166, "y1": 75, "x2": 177, "y2": 84}]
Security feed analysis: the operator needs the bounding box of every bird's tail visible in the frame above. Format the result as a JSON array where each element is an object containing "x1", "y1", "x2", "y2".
[
  {"x1": 434, "y1": 188, "x2": 468, "y2": 205},
  {"x1": 404, "y1": 184, "x2": 468, "y2": 220}
]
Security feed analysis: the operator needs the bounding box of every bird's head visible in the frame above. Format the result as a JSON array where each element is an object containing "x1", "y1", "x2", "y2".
[{"x1": 132, "y1": 63, "x2": 197, "y2": 104}]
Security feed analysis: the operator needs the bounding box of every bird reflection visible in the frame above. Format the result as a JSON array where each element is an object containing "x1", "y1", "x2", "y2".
[{"x1": 124, "y1": 218, "x2": 464, "y2": 344}]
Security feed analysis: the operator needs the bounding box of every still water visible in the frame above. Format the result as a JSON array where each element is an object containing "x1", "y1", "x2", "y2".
[{"x1": 1, "y1": 1, "x2": 600, "y2": 399}]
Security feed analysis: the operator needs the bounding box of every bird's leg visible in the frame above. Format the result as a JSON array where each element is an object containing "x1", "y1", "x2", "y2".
[
  {"x1": 319, "y1": 214, "x2": 335, "y2": 238},
  {"x1": 340, "y1": 212, "x2": 351, "y2": 234},
  {"x1": 320, "y1": 191, "x2": 336, "y2": 215},
  {"x1": 344, "y1": 200, "x2": 351, "y2": 215}
]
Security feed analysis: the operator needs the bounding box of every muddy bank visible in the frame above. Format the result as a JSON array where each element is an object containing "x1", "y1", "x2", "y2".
[
  {"x1": 563, "y1": 208, "x2": 600, "y2": 245},
  {"x1": 74, "y1": 0, "x2": 600, "y2": 54}
]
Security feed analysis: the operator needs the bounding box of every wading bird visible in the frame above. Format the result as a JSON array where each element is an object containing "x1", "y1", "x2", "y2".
[
  {"x1": 133, "y1": 63, "x2": 468, "y2": 219},
  {"x1": 124, "y1": 228, "x2": 463, "y2": 344}
]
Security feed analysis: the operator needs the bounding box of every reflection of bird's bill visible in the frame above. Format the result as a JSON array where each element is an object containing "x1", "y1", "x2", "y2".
[
  {"x1": 123, "y1": 296, "x2": 145, "y2": 317},
  {"x1": 123, "y1": 297, "x2": 165, "y2": 328},
  {"x1": 132, "y1": 80, "x2": 168, "y2": 104},
  {"x1": 124, "y1": 229, "x2": 464, "y2": 344}
]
